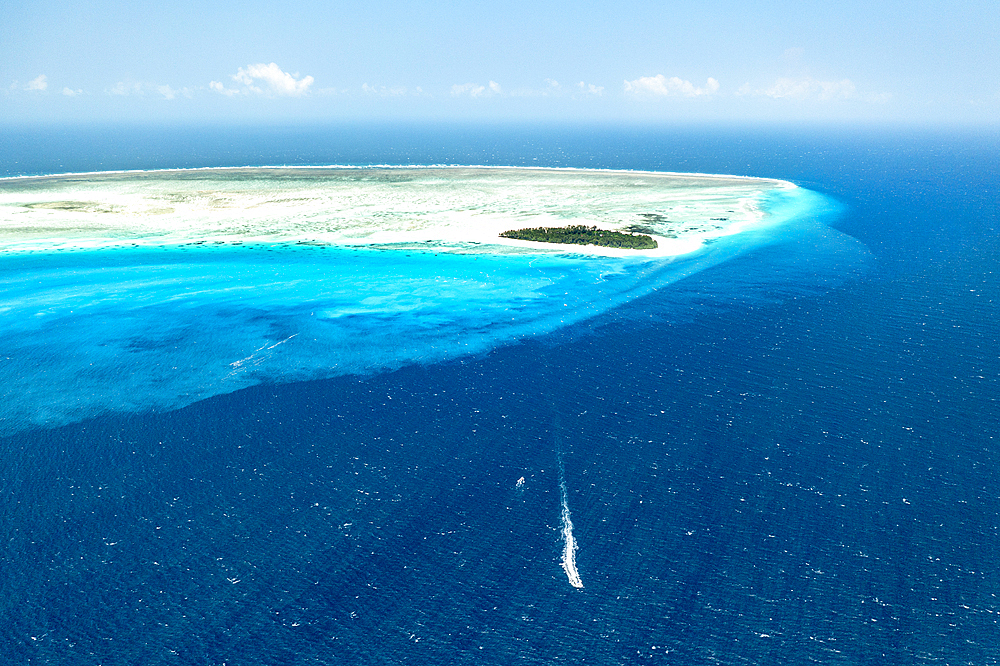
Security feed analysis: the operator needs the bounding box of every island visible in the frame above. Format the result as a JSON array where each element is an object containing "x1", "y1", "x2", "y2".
[
  {"x1": 2, "y1": 167, "x2": 786, "y2": 257},
  {"x1": 499, "y1": 225, "x2": 658, "y2": 250}
]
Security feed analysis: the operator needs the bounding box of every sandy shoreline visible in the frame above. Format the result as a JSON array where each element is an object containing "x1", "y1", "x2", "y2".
[
  {"x1": 0, "y1": 166, "x2": 792, "y2": 258},
  {"x1": 0, "y1": 163, "x2": 794, "y2": 186}
]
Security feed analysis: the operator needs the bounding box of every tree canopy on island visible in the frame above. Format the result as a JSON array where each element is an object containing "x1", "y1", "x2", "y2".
[{"x1": 499, "y1": 225, "x2": 657, "y2": 249}]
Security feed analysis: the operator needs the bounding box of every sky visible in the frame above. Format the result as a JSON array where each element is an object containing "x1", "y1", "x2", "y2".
[{"x1": 2, "y1": 0, "x2": 998, "y2": 125}]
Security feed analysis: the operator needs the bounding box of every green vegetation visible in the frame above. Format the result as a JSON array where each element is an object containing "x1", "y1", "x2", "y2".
[{"x1": 500, "y1": 225, "x2": 657, "y2": 250}]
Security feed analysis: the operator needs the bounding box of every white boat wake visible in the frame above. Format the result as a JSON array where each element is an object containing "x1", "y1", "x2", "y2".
[{"x1": 558, "y1": 456, "x2": 584, "y2": 589}]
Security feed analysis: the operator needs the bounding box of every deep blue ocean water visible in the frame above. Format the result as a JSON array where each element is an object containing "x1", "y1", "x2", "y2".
[{"x1": 1, "y1": 123, "x2": 998, "y2": 664}]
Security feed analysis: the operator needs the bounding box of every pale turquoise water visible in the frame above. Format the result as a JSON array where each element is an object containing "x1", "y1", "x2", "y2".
[{"x1": 0, "y1": 169, "x2": 855, "y2": 435}]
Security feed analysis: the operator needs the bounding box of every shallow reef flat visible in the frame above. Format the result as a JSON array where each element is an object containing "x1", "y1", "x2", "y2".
[
  {"x1": 0, "y1": 166, "x2": 791, "y2": 256},
  {"x1": 0, "y1": 166, "x2": 849, "y2": 435}
]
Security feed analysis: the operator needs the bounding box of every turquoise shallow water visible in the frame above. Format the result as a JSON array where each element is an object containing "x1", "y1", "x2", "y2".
[{"x1": 0, "y1": 171, "x2": 856, "y2": 435}]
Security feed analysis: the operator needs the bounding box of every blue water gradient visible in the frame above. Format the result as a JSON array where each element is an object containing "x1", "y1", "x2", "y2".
[
  {"x1": 3, "y1": 124, "x2": 996, "y2": 665},
  {"x1": 0, "y1": 179, "x2": 865, "y2": 435}
]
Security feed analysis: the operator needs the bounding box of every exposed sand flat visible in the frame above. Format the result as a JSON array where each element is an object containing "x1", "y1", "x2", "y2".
[{"x1": 0, "y1": 166, "x2": 792, "y2": 257}]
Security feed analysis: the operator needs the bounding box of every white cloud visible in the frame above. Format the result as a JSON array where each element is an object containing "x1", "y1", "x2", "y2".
[
  {"x1": 451, "y1": 81, "x2": 501, "y2": 98},
  {"x1": 451, "y1": 83, "x2": 485, "y2": 97},
  {"x1": 763, "y1": 78, "x2": 816, "y2": 99},
  {"x1": 741, "y1": 77, "x2": 859, "y2": 101},
  {"x1": 509, "y1": 79, "x2": 560, "y2": 98},
  {"x1": 106, "y1": 81, "x2": 191, "y2": 99},
  {"x1": 816, "y1": 79, "x2": 857, "y2": 100},
  {"x1": 10, "y1": 75, "x2": 49, "y2": 92},
  {"x1": 508, "y1": 79, "x2": 606, "y2": 99},
  {"x1": 26, "y1": 74, "x2": 47, "y2": 91},
  {"x1": 506, "y1": 78, "x2": 606, "y2": 99},
  {"x1": 62, "y1": 87, "x2": 83, "y2": 96},
  {"x1": 576, "y1": 81, "x2": 604, "y2": 96},
  {"x1": 770, "y1": 77, "x2": 854, "y2": 100},
  {"x1": 624, "y1": 75, "x2": 719, "y2": 98},
  {"x1": 362, "y1": 83, "x2": 421, "y2": 97},
  {"x1": 108, "y1": 81, "x2": 144, "y2": 96},
  {"x1": 210, "y1": 80, "x2": 239, "y2": 96},
  {"x1": 227, "y1": 63, "x2": 314, "y2": 97}
]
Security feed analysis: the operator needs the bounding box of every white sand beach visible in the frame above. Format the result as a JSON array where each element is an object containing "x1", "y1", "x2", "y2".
[{"x1": 0, "y1": 166, "x2": 793, "y2": 257}]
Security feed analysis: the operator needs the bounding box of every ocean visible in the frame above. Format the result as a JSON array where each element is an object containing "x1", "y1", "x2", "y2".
[{"x1": 1, "y1": 123, "x2": 997, "y2": 664}]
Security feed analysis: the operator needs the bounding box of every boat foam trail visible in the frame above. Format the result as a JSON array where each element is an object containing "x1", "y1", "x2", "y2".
[{"x1": 557, "y1": 454, "x2": 584, "y2": 589}]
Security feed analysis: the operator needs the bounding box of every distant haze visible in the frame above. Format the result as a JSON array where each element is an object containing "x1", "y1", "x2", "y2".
[{"x1": 2, "y1": 0, "x2": 998, "y2": 125}]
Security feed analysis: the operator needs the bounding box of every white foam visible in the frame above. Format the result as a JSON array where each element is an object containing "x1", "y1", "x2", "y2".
[{"x1": 558, "y1": 456, "x2": 584, "y2": 589}]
